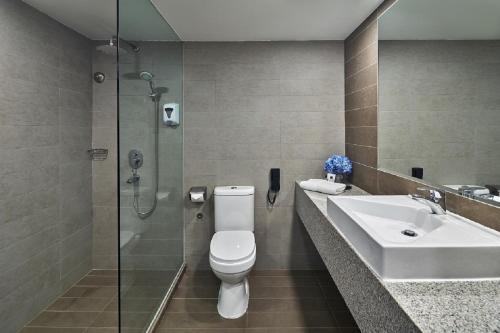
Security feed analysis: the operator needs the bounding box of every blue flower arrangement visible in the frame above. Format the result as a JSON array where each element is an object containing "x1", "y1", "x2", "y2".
[{"x1": 324, "y1": 154, "x2": 352, "y2": 175}]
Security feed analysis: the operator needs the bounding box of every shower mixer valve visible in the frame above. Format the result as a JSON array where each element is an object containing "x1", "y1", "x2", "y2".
[
  {"x1": 127, "y1": 149, "x2": 143, "y2": 185},
  {"x1": 126, "y1": 173, "x2": 140, "y2": 184}
]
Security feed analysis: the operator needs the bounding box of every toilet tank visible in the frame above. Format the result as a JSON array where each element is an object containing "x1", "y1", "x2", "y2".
[{"x1": 214, "y1": 186, "x2": 254, "y2": 232}]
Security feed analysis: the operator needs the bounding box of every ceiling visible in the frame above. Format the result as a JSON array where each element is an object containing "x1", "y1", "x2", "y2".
[
  {"x1": 23, "y1": 0, "x2": 117, "y2": 40},
  {"x1": 379, "y1": 0, "x2": 500, "y2": 40},
  {"x1": 22, "y1": 0, "x2": 179, "y2": 41},
  {"x1": 151, "y1": 0, "x2": 384, "y2": 41},
  {"x1": 22, "y1": 0, "x2": 384, "y2": 41}
]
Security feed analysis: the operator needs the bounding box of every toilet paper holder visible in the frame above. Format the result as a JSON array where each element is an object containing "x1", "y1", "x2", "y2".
[{"x1": 189, "y1": 186, "x2": 207, "y2": 203}]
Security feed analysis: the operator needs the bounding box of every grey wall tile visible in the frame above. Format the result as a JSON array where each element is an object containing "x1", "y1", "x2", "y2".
[
  {"x1": 0, "y1": 1, "x2": 93, "y2": 331},
  {"x1": 184, "y1": 41, "x2": 344, "y2": 271}
]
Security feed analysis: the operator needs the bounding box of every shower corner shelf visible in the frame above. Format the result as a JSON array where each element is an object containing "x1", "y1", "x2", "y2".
[{"x1": 88, "y1": 148, "x2": 108, "y2": 161}]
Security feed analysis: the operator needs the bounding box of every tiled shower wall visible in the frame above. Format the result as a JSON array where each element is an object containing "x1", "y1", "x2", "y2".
[
  {"x1": 379, "y1": 40, "x2": 500, "y2": 185},
  {"x1": 0, "y1": 0, "x2": 93, "y2": 331},
  {"x1": 92, "y1": 45, "x2": 118, "y2": 269},
  {"x1": 92, "y1": 42, "x2": 185, "y2": 271},
  {"x1": 183, "y1": 42, "x2": 345, "y2": 270},
  {"x1": 345, "y1": 0, "x2": 500, "y2": 232}
]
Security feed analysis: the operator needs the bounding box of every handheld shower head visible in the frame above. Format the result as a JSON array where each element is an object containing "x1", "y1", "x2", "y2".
[
  {"x1": 140, "y1": 71, "x2": 155, "y2": 91},
  {"x1": 139, "y1": 71, "x2": 154, "y2": 82}
]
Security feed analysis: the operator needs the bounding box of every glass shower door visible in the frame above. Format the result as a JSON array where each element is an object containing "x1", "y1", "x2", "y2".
[{"x1": 117, "y1": 0, "x2": 184, "y2": 331}]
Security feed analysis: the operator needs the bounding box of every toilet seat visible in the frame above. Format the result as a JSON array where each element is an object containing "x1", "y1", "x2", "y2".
[{"x1": 210, "y1": 231, "x2": 256, "y2": 274}]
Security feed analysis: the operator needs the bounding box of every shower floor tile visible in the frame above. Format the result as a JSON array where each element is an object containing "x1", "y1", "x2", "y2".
[
  {"x1": 21, "y1": 269, "x2": 119, "y2": 333},
  {"x1": 155, "y1": 270, "x2": 360, "y2": 332}
]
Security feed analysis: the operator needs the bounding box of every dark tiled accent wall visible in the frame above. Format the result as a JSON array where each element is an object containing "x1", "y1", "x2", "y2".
[
  {"x1": 183, "y1": 41, "x2": 344, "y2": 270},
  {"x1": 344, "y1": 0, "x2": 500, "y2": 232},
  {"x1": 0, "y1": 0, "x2": 93, "y2": 331},
  {"x1": 344, "y1": 0, "x2": 397, "y2": 193}
]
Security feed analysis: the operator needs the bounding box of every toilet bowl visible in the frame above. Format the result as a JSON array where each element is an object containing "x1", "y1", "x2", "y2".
[
  {"x1": 209, "y1": 186, "x2": 256, "y2": 319},
  {"x1": 210, "y1": 230, "x2": 256, "y2": 318}
]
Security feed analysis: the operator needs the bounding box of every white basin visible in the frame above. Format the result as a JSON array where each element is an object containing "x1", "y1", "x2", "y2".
[{"x1": 327, "y1": 195, "x2": 500, "y2": 280}]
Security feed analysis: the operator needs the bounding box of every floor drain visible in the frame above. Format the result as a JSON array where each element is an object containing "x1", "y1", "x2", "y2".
[{"x1": 401, "y1": 229, "x2": 418, "y2": 237}]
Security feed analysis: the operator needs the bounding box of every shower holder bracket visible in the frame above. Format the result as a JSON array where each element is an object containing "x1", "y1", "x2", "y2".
[{"x1": 88, "y1": 148, "x2": 108, "y2": 161}]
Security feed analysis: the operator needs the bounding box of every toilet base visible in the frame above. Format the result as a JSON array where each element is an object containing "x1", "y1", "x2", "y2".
[{"x1": 217, "y1": 277, "x2": 249, "y2": 319}]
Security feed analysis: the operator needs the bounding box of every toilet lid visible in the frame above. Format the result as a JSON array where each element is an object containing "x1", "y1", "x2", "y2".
[{"x1": 210, "y1": 231, "x2": 255, "y2": 262}]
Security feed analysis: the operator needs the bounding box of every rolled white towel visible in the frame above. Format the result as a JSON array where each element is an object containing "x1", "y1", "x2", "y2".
[
  {"x1": 299, "y1": 179, "x2": 346, "y2": 195},
  {"x1": 472, "y1": 188, "x2": 490, "y2": 196}
]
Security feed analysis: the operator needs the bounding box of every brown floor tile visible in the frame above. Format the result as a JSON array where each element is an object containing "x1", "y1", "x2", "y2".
[
  {"x1": 250, "y1": 270, "x2": 321, "y2": 277},
  {"x1": 19, "y1": 328, "x2": 86, "y2": 333},
  {"x1": 47, "y1": 297, "x2": 111, "y2": 312},
  {"x1": 77, "y1": 276, "x2": 118, "y2": 286},
  {"x1": 91, "y1": 311, "x2": 153, "y2": 329},
  {"x1": 113, "y1": 297, "x2": 162, "y2": 313},
  {"x1": 103, "y1": 298, "x2": 119, "y2": 312},
  {"x1": 172, "y1": 286, "x2": 219, "y2": 299},
  {"x1": 155, "y1": 329, "x2": 246, "y2": 333},
  {"x1": 85, "y1": 329, "x2": 119, "y2": 333},
  {"x1": 62, "y1": 286, "x2": 118, "y2": 298},
  {"x1": 90, "y1": 311, "x2": 118, "y2": 328},
  {"x1": 23, "y1": 269, "x2": 356, "y2": 333},
  {"x1": 247, "y1": 311, "x2": 336, "y2": 328},
  {"x1": 122, "y1": 285, "x2": 168, "y2": 298},
  {"x1": 177, "y1": 272, "x2": 220, "y2": 287},
  {"x1": 246, "y1": 329, "x2": 359, "y2": 333},
  {"x1": 248, "y1": 298, "x2": 330, "y2": 312},
  {"x1": 248, "y1": 275, "x2": 319, "y2": 287},
  {"x1": 89, "y1": 270, "x2": 119, "y2": 277},
  {"x1": 123, "y1": 312, "x2": 159, "y2": 329},
  {"x1": 166, "y1": 298, "x2": 218, "y2": 313},
  {"x1": 129, "y1": 270, "x2": 178, "y2": 284},
  {"x1": 158, "y1": 313, "x2": 247, "y2": 329},
  {"x1": 251, "y1": 286, "x2": 324, "y2": 299},
  {"x1": 27, "y1": 311, "x2": 100, "y2": 327}
]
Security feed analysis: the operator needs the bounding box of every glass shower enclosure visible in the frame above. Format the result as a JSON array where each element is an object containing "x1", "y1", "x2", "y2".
[{"x1": 117, "y1": 0, "x2": 184, "y2": 331}]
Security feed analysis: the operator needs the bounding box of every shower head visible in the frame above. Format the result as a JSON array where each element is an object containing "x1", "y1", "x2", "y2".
[
  {"x1": 96, "y1": 37, "x2": 140, "y2": 56},
  {"x1": 139, "y1": 71, "x2": 154, "y2": 82},
  {"x1": 96, "y1": 43, "x2": 127, "y2": 56},
  {"x1": 139, "y1": 71, "x2": 162, "y2": 99}
]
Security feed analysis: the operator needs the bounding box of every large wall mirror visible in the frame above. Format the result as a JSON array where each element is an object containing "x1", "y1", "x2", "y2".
[{"x1": 378, "y1": 0, "x2": 500, "y2": 205}]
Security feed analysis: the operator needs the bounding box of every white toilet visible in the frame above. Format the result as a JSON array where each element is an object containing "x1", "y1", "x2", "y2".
[{"x1": 209, "y1": 186, "x2": 256, "y2": 319}]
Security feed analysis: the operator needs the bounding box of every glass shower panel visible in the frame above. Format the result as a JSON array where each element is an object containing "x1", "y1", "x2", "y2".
[{"x1": 118, "y1": 0, "x2": 183, "y2": 331}]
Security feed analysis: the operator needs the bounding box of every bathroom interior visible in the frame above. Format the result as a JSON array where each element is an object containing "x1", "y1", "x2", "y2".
[{"x1": 1, "y1": 0, "x2": 499, "y2": 332}]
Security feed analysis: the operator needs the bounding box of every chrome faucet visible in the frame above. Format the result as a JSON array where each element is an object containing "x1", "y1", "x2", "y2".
[{"x1": 410, "y1": 187, "x2": 446, "y2": 215}]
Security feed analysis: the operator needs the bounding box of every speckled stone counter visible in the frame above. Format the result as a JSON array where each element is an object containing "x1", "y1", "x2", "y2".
[{"x1": 295, "y1": 182, "x2": 500, "y2": 333}]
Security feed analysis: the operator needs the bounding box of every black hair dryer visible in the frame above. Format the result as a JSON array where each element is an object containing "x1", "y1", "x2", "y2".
[{"x1": 267, "y1": 168, "x2": 280, "y2": 206}]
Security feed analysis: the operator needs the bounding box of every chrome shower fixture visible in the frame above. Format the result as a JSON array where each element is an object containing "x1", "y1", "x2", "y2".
[
  {"x1": 139, "y1": 71, "x2": 167, "y2": 100},
  {"x1": 96, "y1": 36, "x2": 141, "y2": 56},
  {"x1": 140, "y1": 71, "x2": 156, "y2": 92},
  {"x1": 93, "y1": 72, "x2": 105, "y2": 83}
]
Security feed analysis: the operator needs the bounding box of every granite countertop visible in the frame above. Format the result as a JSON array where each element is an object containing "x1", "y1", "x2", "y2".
[{"x1": 297, "y1": 182, "x2": 500, "y2": 333}]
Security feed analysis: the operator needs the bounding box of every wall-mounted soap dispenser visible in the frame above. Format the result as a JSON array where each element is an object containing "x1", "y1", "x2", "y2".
[{"x1": 163, "y1": 103, "x2": 180, "y2": 126}]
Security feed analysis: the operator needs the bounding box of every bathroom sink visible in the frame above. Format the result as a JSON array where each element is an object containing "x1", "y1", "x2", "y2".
[{"x1": 327, "y1": 195, "x2": 500, "y2": 280}]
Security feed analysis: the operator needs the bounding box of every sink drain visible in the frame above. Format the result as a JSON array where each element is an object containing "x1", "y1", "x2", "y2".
[{"x1": 401, "y1": 229, "x2": 418, "y2": 237}]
